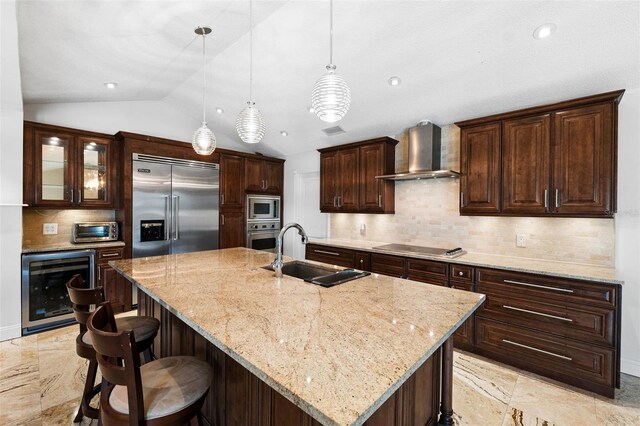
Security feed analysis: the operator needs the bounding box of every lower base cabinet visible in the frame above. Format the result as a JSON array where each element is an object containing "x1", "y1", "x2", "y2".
[
  {"x1": 305, "y1": 243, "x2": 621, "y2": 398},
  {"x1": 96, "y1": 247, "x2": 131, "y2": 312}
]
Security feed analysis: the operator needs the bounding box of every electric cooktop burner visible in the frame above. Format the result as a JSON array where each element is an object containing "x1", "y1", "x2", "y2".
[{"x1": 373, "y1": 244, "x2": 466, "y2": 258}]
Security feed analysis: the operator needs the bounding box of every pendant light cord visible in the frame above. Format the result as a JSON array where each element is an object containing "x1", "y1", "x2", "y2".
[
  {"x1": 201, "y1": 29, "x2": 207, "y2": 123},
  {"x1": 329, "y1": 0, "x2": 333, "y2": 65},
  {"x1": 249, "y1": 0, "x2": 253, "y2": 103}
]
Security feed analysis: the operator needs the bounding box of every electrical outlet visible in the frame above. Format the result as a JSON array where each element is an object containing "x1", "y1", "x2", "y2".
[
  {"x1": 43, "y1": 223, "x2": 58, "y2": 235},
  {"x1": 516, "y1": 234, "x2": 526, "y2": 248}
]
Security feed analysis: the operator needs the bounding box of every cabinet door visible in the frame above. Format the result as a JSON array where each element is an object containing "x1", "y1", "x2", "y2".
[
  {"x1": 77, "y1": 136, "x2": 113, "y2": 207},
  {"x1": 244, "y1": 158, "x2": 263, "y2": 192},
  {"x1": 320, "y1": 151, "x2": 339, "y2": 212},
  {"x1": 358, "y1": 144, "x2": 385, "y2": 212},
  {"x1": 34, "y1": 130, "x2": 75, "y2": 207},
  {"x1": 221, "y1": 155, "x2": 246, "y2": 209},
  {"x1": 553, "y1": 103, "x2": 614, "y2": 216},
  {"x1": 264, "y1": 161, "x2": 283, "y2": 194},
  {"x1": 220, "y1": 209, "x2": 245, "y2": 249},
  {"x1": 99, "y1": 264, "x2": 131, "y2": 313},
  {"x1": 337, "y1": 148, "x2": 359, "y2": 211},
  {"x1": 501, "y1": 115, "x2": 551, "y2": 214},
  {"x1": 460, "y1": 123, "x2": 501, "y2": 214}
]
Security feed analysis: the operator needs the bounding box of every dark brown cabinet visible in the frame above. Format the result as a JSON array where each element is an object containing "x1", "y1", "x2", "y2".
[
  {"x1": 554, "y1": 103, "x2": 615, "y2": 216},
  {"x1": 305, "y1": 243, "x2": 355, "y2": 268},
  {"x1": 406, "y1": 258, "x2": 448, "y2": 286},
  {"x1": 25, "y1": 122, "x2": 117, "y2": 208},
  {"x1": 219, "y1": 209, "x2": 245, "y2": 249},
  {"x1": 459, "y1": 123, "x2": 501, "y2": 214},
  {"x1": 371, "y1": 253, "x2": 405, "y2": 278},
  {"x1": 448, "y1": 264, "x2": 475, "y2": 351},
  {"x1": 245, "y1": 158, "x2": 283, "y2": 194},
  {"x1": 456, "y1": 90, "x2": 623, "y2": 218},
  {"x1": 319, "y1": 137, "x2": 397, "y2": 213},
  {"x1": 502, "y1": 115, "x2": 551, "y2": 214},
  {"x1": 96, "y1": 247, "x2": 130, "y2": 313},
  {"x1": 220, "y1": 154, "x2": 246, "y2": 209}
]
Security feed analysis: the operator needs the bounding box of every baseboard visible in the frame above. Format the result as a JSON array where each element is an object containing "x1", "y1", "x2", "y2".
[
  {"x1": 621, "y1": 356, "x2": 640, "y2": 378},
  {"x1": 0, "y1": 323, "x2": 21, "y2": 342}
]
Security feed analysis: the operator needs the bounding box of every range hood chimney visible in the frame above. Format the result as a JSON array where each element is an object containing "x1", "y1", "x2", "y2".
[{"x1": 376, "y1": 121, "x2": 460, "y2": 181}]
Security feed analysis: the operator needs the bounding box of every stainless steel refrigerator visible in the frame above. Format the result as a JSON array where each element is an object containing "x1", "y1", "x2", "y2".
[{"x1": 132, "y1": 152, "x2": 219, "y2": 260}]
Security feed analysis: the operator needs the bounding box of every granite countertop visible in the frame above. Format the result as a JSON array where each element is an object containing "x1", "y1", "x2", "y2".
[
  {"x1": 308, "y1": 238, "x2": 623, "y2": 285},
  {"x1": 22, "y1": 240, "x2": 125, "y2": 253},
  {"x1": 110, "y1": 247, "x2": 484, "y2": 426}
]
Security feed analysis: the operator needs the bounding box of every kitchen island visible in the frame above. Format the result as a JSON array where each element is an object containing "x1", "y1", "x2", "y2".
[{"x1": 110, "y1": 247, "x2": 484, "y2": 426}]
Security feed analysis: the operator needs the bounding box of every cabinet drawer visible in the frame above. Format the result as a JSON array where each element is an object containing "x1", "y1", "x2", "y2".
[
  {"x1": 96, "y1": 247, "x2": 124, "y2": 263},
  {"x1": 476, "y1": 318, "x2": 615, "y2": 391},
  {"x1": 406, "y1": 258, "x2": 448, "y2": 285},
  {"x1": 477, "y1": 285, "x2": 615, "y2": 346},
  {"x1": 355, "y1": 252, "x2": 371, "y2": 272},
  {"x1": 305, "y1": 244, "x2": 355, "y2": 268},
  {"x1": 476, "y1": 268, "x2": 618, "y2": 308},
  {"x1": 371, "y1": 253, "x2": 405, "y2": 278},
  {"x1": 450, "y1": 264, "x2": 474, "y2": 283}
]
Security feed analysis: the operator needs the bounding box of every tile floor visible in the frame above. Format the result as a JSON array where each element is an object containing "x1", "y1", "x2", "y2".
[{"x1": 1, "y1": 322, "x2": 638, "y2": 425}]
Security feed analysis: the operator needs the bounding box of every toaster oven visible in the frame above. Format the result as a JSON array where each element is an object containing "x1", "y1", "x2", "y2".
[{"x1": 73, "y1": 222, "x2": 118, "y2": 243}]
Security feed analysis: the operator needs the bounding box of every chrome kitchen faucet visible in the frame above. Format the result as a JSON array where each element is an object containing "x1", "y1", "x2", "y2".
[{"x1": 271, "y1": 223, "x2": 308, "y2": 278}]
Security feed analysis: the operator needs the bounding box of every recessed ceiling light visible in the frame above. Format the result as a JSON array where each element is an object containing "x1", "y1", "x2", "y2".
[
  {"x1": 280, "y1": 131, "x2": 289, "y2": 136},
  {"x1": 388, "y1": 76, "x2": 401, "y2": 86},
  {"x1": 215, "y1": 107, "x2": 224, "y2": 114},
  {"x1": 104, "y1": 82, "x2": 118, "y2": 89},
  {"x1": 308, "y1": 106, "x2": 315, "y2": 113},
  {"x1": 533, "y1": 23, "x2": 556, "y2": 39}
]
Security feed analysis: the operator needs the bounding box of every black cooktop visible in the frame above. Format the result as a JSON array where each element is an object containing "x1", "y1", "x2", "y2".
[{"x1": 373, "y1": 244, "x2": 466, "y2": 258}]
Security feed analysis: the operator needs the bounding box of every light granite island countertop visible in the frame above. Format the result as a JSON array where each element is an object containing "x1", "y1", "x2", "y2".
[{"x1": 110, "y1": 247, "x2": 485, "y2": 426}]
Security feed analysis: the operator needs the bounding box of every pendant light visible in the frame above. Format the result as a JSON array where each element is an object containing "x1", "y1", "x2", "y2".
[
  {"x1": 192, "y1": 26, "x2": 216, "y2": 155},
  {"x1": 311, "y1": 0, "x2": 351, "y2": 123},
  {"x1": 236, "y1": 0, "x2": 266, "y2": 144}
]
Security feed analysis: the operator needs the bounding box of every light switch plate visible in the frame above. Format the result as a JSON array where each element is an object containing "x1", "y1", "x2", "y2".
[
  {"x1": 43, "y1": 223, "x2": 58, "y2": 235},
  {"x1": 516, "y1": 234, "x2": 526, "y2": 248}
]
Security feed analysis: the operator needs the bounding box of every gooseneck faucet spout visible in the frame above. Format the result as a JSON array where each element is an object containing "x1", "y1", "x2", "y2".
[{"x1": 272, "y1": 223, "x2": 308, "y2": 278}]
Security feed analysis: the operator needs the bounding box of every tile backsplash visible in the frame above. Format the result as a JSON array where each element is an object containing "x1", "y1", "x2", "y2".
[
  {"x1": 329, "y1": 125, "x2": 615, "y2": 267},
  {"x1": 22, "y1": 209, "x2": 115, "y2": 246}
]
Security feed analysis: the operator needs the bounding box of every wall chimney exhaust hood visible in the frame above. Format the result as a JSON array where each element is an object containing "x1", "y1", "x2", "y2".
[{"x1": 376, "y1": 121, "x2": 460, "y2": 181}]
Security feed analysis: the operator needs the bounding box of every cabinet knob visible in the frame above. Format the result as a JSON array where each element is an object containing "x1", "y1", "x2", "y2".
[
  {"x1": 458, "y1": 271, "x2": 464, "y2": 276},
  {"x1": 360, "y1": 259, "x2": 364, "y2": 264}
]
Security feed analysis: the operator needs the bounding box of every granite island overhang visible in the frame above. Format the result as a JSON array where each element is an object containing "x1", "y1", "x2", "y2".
[{"x1": 110, "y1": 247, "x2": 485, "y2": 426}]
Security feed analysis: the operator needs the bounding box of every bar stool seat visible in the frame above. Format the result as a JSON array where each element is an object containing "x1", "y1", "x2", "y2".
[
  {"x1": 109, "y1": 356, "x2": 213, "y2": 419},
  {"x1": 81, "y1": 316, "x2": 159, "y2": 345}
]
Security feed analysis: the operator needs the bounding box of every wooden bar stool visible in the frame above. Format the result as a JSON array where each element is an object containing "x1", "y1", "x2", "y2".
[
  {"x1": 87, "y1": 301, "x2": 213, "y2": 426},
  {"x1": 66, "y1": 274, "x2": 160, "y2": 423}
]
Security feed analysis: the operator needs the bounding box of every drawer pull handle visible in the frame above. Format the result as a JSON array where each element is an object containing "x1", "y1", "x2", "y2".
[
  {"x1": 502, "y1": 339, "x2": 572, "y2": 361},
  {"x1": 314, "y1": 249, "x2": 340, "y2": 256},
  {"x1": 502, "y1": 305, "x2": 573, "y2": 322},
  {"x1": 504, "y1": 279, "x2": 574, "y2": 293},
  {"x1": 101, "y1": 253, "x2": 121, "y2": 258}
]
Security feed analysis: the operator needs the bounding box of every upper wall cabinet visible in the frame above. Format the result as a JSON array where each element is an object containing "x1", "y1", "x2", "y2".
[
  {"x1": 455, "y1": 90, "x2": 624, "y2": 218},
  {"x1": 319, "y1": 137, "x2": 398, "y2": 214},
  {"x1": 245, "y1": 158, "x2": 283, "y2": 194},
  {"x1": 24, "y1": 122, "x2": 117, "y2": 208}
]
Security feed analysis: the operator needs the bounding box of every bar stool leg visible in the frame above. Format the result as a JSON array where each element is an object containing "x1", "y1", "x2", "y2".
[{"x1": 78, "y1": 359, "x2": 100, "y2": 421}]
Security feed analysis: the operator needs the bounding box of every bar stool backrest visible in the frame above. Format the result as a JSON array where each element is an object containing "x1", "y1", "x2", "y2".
[{"x1": 66, "y1": 274, "x2": 104, "y2": 334}]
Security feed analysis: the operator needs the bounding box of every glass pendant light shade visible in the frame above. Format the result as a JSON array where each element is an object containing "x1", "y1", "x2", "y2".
[
  {"x1": 311, "y1": 64, "x2": 351, "y2": 123},
  {"x1": 192, "y1": 122, "x2": 216, "y2": 155},
  {"x1": 236, "y1": 102, "x2": 265, "y2": 144}
]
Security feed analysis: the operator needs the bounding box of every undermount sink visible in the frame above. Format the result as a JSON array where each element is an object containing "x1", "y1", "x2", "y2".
[{"x1": 262, "y1": 261, "x2": 371, "y2": 287}]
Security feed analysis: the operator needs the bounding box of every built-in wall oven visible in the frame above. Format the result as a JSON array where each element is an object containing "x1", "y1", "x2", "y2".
[
  {"x1": 21, "y1": 249, "x2": 95, "y2": 335},
  {"x1": 247, "y1": 221, "x2": 280, "y2": 253}
]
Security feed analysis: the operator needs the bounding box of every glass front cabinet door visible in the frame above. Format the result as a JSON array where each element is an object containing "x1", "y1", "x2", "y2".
[{"x1": 31, "y1": 128, "x2": 114, "y2": 208}]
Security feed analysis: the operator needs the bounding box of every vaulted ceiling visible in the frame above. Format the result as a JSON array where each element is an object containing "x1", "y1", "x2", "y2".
[{"x1": 17, "y1": 1, "x2": 640, "y2": 157}]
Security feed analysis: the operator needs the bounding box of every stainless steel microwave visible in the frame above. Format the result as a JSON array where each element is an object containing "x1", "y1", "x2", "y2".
[
  {"x1": 73, "y1": 222, "x2": 118, "y2": 243},
  {"x1": 247, "y1": 195, "x2": 280, "y2": 221}
]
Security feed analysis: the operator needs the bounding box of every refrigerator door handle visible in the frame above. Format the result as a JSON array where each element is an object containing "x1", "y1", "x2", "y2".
[
  {"x1": 163, "y1": 195, "x2": 170, "y2": 240},
  {"x1": 172, "y1": 195, "x2": 180, "y2": 240}
]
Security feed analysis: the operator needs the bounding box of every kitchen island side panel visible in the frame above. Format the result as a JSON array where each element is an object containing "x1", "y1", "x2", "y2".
[{"x1": 138, "y1": 291, "x2": 442, "y2": 426}]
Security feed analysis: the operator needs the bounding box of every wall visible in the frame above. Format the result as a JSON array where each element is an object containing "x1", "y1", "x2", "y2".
[
  {"x1": 22, "y1": 209, "x2": 115, "y2": 246},
  {"x1": 330, "y1": 125, "x2": 616, "y2": 267},
  {"x1": 0, "y1": 0, "x2": 24, "y2": 340},
  {"x1": 615, "y1": 87, "x2": 640, "y2": 377}
]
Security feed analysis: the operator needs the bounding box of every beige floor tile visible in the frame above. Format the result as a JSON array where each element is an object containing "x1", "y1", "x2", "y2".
[
  {"x1": 452, "y1": 351, "x2": 519, "y2": 425},
  {"x1": 501, "y1": 407, "x2": 556, "y2": 426},
  {"x1": 41, "y1": 398, "x2": 97, "y2": 426},
  {"x1": 594, "y1": 373, "x2": 640, "y2": 425},
  {"x1": 0, "y1": 370, "x2": 43, "y2": 426},
  {"x1": 0, "y1": 335, "x2": 39, "y2": 381},
  {"x1": 507, "y1": 374, "x2": 597, "y2": 426}
]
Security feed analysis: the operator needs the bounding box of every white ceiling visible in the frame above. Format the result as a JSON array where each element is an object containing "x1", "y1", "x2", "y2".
[{"x1": 17, "y1": 1, "x2": 640, "y2": 157}]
